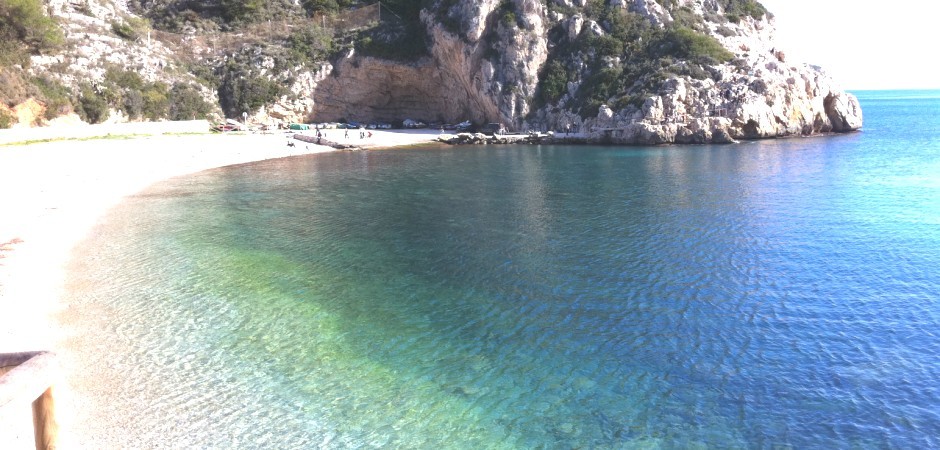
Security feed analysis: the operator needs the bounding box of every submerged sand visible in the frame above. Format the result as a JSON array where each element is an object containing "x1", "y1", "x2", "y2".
[{"x1": 0, "y1": 128, "x2": 441, "y2": 447}]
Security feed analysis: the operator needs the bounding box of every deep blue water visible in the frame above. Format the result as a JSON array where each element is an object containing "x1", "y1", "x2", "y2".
[{"x1": 65, "y1": 91, "x2": 940, "y2": 448}]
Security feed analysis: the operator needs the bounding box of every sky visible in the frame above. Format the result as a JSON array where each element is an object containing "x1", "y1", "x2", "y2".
[{"x1": 758, "y1": 0, "x2": 940, "y2": 90}]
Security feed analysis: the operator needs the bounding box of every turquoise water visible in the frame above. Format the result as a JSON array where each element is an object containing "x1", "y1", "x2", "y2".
[{"x1": 65, "y1": 91, "x2": 940, "y2": 448}]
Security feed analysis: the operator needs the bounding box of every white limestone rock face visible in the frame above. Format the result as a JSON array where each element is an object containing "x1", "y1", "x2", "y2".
[
  {"x1": 567, "y1": 15, "x2": 585, "y2": 40},
  {"x1": 825, "y1": 91, "x2": 864, "y2": 132},
  {"x1": 256, "y1": 65, "x2": 334, "y2": 125},
  {"x1": 561, "y1": 0, "x2": 863, "y2": 144},
  {"x1": 444, "y1": 0, "x2": 503, "y2": 43},
  {"x1": 314, "y1": 0, "x2": 549, "y2": 127},
  {"x1": 20, "y1": 0, "x2": 862, "y2": 141},
  {"x1": 26, "y1": 0, "x2": 222, "y2": 124},
  {"x1": 596, "y1": 105, "x2": 615, "y2": 127},
  {"x1": 629, "y1": 0, "x2": 673, "y2": 27},
  {"x1": 587, "y1": 20, "x2": 606, "y2": 36},
  {"x1": 310, "y1": 0, "x2": 861, "y2": 143}
]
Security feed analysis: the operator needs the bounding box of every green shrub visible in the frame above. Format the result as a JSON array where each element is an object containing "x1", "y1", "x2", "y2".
[
  {"x1": 670, "y1": 6, "x2": 705, "y2": 31},
  {"x1": 123, "y1": 89, "x2": 143, "y2": 119},
  {"x1": 716, "y1": 25, "x2": 736, "y2": 37},
  {"x1": 32, "y1": 76, "x2": 72, "y2": 120},
  {"x1": 0, "y1": 66, "x2": 32, "y2": 104},
  {"x1": 579, "y1": 99, "x2": 604, "y2": 118},
  {"x1": 671, "y1": 62, "x2": 711, "y2": 80},
  {"x1": 591, "y1": 34, "x2": 624, "y2": 58},
  {"x1": 612, "y1": 93, "x2": 647, "y2": 110},
  {"x1": 98, "y1": 67, "x2": 184, "y2": 120},
  {"x1": 720, "y1": 0, "x2": 767, "y2": 21},
  {"x1": 654, "y1": 26, "x2": 733, "y2": 63},
  {"x1": 168, "y1": 83, "x2": 214, "y2": 120},
  {"x1": 0, "y1": 108, "x2": 14, "y2": 128},
  {"x1": 75, "y1": 85, "x2": 109, "y2": 124},
  {"x1": 218, "y1": 62, "x2": 286, "y2": 117},
  {"x1": 111, "y1": 17, "x2": 149, "y2": 41},
  {"x1": 356, "y1": 32, "x2": 427, "y2": 61},
  {"x1": 0, "y1": 40, "x2": 28, "y2": 67},
  {"x1": 302, "y1": 0, "x2": 354, "y2": 15},
  {"x1": 111, "y1": 21, "x2": 138, "y2": 40},
  {"x1": 500, "y1": 10, "x2": 516, "y2": 28},
  {"x1": 538, "y1": 60, "x2": 568, "y2": 105},
  {"x1": 574, "y1": 67, "x2": 623, "y2": 116},
  {"x1": 354, "y1": 0, "x2": 430, "y2": 61},
  {"x1": 286, "y1": 26, "x2": 333, "y2": 66},
  {"x1": 0, "y1": 0, "x2": 63, "y2": 64},
  {"x1": 220, "y1": 0, "x2": 264, "y2": 24},
  {"x1": 497, "y1": 1, "x2": 519, "y2": 29},
  {"x1": 582, "y1": 0, "x2": 606, "y2": 18},
  {"x1": 602, "y1": 7, "x2": 653, "y2": 44},
  {"x1": 105, "y1": 67, "x2": 145, "y2": 90},
  {"x1": 141, "y1": 82, "x2": 169, "y2": 120}
]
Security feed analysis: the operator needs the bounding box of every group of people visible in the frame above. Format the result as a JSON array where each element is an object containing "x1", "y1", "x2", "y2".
[
  {"x1": 284, "y1": 124, "x2": 376, "y2": 148},
  {"x1": 342, "y1": 127, "x2": 372, "y2": 139}
]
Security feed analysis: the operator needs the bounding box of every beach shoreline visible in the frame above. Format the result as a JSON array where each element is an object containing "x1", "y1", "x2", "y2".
[{"x1": 0, "y1": 128, "x2": 440, "y2": 447}]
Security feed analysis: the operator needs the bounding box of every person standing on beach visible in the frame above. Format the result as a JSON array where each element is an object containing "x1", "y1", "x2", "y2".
[{"x1": 344, "y1": 128, "x2": 349, "y2": 139}]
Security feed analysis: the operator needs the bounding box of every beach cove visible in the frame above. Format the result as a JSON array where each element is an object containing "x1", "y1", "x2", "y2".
[
  {"x1": 1, "y1": 90, "x2": 939, "y2": 448},
  {"x1": 0, "y1": 126, "x2": 441, "y2": 447}
]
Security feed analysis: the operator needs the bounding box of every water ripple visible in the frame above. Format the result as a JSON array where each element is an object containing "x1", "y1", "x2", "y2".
[{"x1": 61, "y1": 136, "x2": 940, "y2": 448}]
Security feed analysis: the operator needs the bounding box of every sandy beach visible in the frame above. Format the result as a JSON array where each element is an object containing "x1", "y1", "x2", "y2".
[{"x1": 0, "y1": 127, "x2": 441, "y2": 447}]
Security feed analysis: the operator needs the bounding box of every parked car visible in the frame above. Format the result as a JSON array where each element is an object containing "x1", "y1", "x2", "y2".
[{"x1": 403, "y1": 119, "x2": 427, "y2": 129}]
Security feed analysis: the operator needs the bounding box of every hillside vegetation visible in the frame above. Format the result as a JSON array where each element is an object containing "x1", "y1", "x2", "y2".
[
  {"x1": 0, "y1": 0, "x2": 65, "y2": 126},
  {"x1": 538, "y1": 1, "x2": 737, "y2": 116},
  {"x1": 2, "y1": 0, "x2": 771, "y2": 128}
]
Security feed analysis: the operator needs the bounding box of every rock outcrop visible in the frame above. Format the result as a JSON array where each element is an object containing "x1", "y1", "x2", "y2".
[
  {"x1": 312, "y1": 0, "x2": 550, "y2": 127},
  {"x1": 10, "y1": 0, "x2": 861, "y2": 141},
  {"x1": 311, "y1": 49, "x2": 503, "y2": 125},
  {"x1": 570, "y1": 1, "x2": 864, "y2": 144},
  {"x1": 310, "y1": 0, "x2": 861, "y2": 143}
]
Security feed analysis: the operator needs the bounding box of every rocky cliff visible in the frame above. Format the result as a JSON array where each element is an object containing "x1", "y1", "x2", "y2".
[
  {"x1": 313, "y1": 0, "x2": 549, "y2": 126},
  {"x1": 311, "y1": 0, "x2": 862, "y2": 144},
  {"x1": 5, "y1": 0, "x2": 861, "y2": 143}
]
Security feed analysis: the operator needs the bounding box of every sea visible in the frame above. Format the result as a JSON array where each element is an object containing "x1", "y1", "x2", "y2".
[{"x1": 62, "y1": 90, "x2": 940, "y2": 448}]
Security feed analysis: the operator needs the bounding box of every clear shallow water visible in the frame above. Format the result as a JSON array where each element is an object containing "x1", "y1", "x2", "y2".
[{"x1": 65, "y1": 91, "x2": 940, "y2": 448}]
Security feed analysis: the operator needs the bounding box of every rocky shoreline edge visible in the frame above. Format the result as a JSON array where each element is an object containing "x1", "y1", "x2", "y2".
[{"x1": 296, "y1": 126, "x2": 862, "y2": 151}]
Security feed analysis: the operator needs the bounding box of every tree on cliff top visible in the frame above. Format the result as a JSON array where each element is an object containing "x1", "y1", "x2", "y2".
[{"x1": 0, "y1": 0, "x2": 63, "y2": 66}]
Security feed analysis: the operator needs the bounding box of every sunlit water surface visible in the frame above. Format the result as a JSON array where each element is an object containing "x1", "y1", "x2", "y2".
[{"x1": 63, "y1": 91, "x2": 940, "y2": 448}]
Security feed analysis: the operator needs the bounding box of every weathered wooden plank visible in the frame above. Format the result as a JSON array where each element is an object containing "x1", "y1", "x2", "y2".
[
  {"x1": 0, "y1": 351, "x2": 59, "y2": 450},
  {"x1": 0, "y1": 352, "x2": 56, "y2": 410}
]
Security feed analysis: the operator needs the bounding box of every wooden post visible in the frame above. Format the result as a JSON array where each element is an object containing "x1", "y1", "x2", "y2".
[{"x1": 32, "y1": 387, "x2": 58, "y2": 450}]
